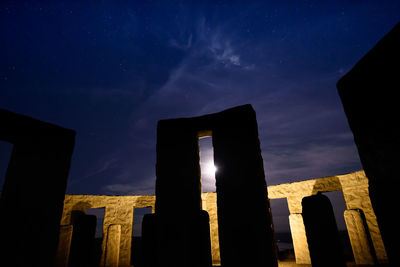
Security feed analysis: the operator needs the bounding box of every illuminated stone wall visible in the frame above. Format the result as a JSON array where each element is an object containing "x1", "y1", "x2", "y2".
[
  {"x1": 56, "y1": 170, "x2": 387, "y2": 266},
  {"x1": 268, "y1": 170, "x2": 387, "y2": 265},
  {"x1": 56, "y1": 195, "x2": 155, "y2": 267}
]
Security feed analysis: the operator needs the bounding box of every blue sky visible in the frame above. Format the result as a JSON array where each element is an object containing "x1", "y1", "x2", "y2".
[{"x1": 1, "y1": 1, "x2": 400, "y2": 231}]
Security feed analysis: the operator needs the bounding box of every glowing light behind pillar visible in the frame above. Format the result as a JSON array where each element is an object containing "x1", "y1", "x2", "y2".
[{"x1": 199, "y1": 137, "x2": 216, "y2": 192}]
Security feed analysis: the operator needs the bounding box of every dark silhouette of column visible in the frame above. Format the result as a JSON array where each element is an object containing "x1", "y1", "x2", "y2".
[
  {"x1": 68, "y1": 211, "x2": 97, "y2": 267},
  {"x1": 0, "y1": 109, "x2": 76, "y2": 267},
  {"x1": 212, "y1": 105, "x2": 277, "y2": 267},
  {"x1": 302, "y1": 193, "x2": 346, "y2": 267},
  {"x1": 337, "y1": 22, "x2": 400, "y2": 265},
  {"x1": 142, "y1": 117, "x2": 212, "y2": 267},
  {"x1": 142, "y1": 104, "x2": 277, "y2": 267}
]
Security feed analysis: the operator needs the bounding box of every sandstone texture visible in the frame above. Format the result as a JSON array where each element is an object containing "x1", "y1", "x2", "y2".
[
  {"x1": 268, "y1": 170, "x2": 387, "y2": 265},
  {"x1": 104, "y1": 224, "x2": 122, "y2": 267},
  {"x1": 344, "y1": 209, "x2": 375, "y2": 264},
  {"x1": 56, "y1": 170, "x2": 387, "y2": 266}
]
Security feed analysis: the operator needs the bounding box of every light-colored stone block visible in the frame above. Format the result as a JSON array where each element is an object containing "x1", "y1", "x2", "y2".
[
  {"x1": 56, "y1": 170, "x2": 389, "y2": 266},
  {"x1": 104, "y1": 224, "x2": 121, "y2": 267},
  {"x1": 202, "y1": 192, "x2": 220, "y2": 265},
  {"x1": 344, "y1": 209, "x2": 374, "y2": 265},
  {"x1": 289, "y1": 214, "x2": 311, "y2": 264}
]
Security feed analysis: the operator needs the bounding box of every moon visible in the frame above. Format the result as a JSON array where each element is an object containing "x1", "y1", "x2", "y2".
[{"x1": 203, "y1": 162, "x2": 217, "y2": 176}]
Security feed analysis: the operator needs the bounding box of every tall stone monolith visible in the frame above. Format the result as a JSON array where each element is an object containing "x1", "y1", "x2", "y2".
[
  {"x1": 337, "y1": 22, "x2": 400, "y2": 265},
  {"x1": 0, "y1": 109, "x2": 75, "y2": 267},
  {"x1": 141, "y1": 104, "x2": 277, "y2": 267},
  {"x1": 302, "y1": 193, "x2": 346, "y2": 267}
]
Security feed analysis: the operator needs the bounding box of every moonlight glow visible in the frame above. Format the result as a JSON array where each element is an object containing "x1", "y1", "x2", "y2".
[{"x1": 204, "y1": 162, "x2": 217, "y2": 176}]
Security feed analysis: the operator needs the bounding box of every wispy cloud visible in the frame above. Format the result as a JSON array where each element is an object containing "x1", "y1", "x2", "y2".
[
  {"x1": 73, "y1": 12, "x2": 363, "y2": 195},
  {"x1": 102, "y1": 176, "x2": 155, "y2": 195}
]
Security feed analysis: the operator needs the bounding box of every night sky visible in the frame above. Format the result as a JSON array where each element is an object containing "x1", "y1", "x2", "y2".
[{"x1": 1, "y1": 1, "x2": 400, "y2": 232}]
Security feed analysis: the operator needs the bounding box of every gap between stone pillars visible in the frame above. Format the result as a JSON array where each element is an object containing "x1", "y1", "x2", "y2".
[
  {"x1": 288, "y1": 214, "x2": 311, "y2": 264},
  {"x1": 104, "y1": 224, "x2": 121, "y2": 267},
  {"x1": 344, "y1": 209, "x2": 376, "y2": 265},
  {"x1": 54, "y1": 225, "x2": 73, "y2": 267}
]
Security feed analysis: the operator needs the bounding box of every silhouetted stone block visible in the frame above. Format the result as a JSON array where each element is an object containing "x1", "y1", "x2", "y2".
[
  {"x1": 143, "y1": 104, "x2": 277, "y2": 267},
  {"x1": 55, "y1": 225, "x2": 73, "y2": 267},
  {"x1": 302, "y1": 193, "x2": 346, "y2": 267},
  {"x1": 68, "y1": 212, "x2": 97, "y2": 267},
  {"x1": 212, "y1": 106, "x2": 276, "y2": 267},
  {"x1": 141, "y1": 211, "x2": 212, "y2": 267},
  {"x1": 0, "y1": 109, "x2": 75, "y2": 267},
  {"x1": 141, "y1": 213, "x2": 158, "y2": 267},
  {"x1": 337, "y1": 21, "x2": 400, "y2": 265}
]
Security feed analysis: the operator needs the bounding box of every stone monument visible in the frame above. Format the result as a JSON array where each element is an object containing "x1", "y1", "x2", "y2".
[
  {"x1": 337, "y1": 21, "x2": 400, "y2": 265},
  {"x1": 141, "y1": 104, "x2": 277, "y2": 267},
  {"x1": 0, "y1": 109, "x2": 76, "y2": 267}
]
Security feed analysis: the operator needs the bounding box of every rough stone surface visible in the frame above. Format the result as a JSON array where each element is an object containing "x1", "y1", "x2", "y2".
[
  {"x1": 202, "y1": 193, "x2": 220, "y2": 265},
  {"x1": 104, "y1": 224, "x2": 121, "y2": 267},
  {"x1": 288, "y1": 214, "x2": 310, "y2": 264},
  {"x1": 268, "y1": 170, "x2": 387, "y2": 264},
  {"x1": 344, "y1": 209, "x2": 375, "y2": 265},
  {"x1": 338, "y1": 172, "x2": 387, "y2": 263},
  {"x1": 56, "y1": 171, "x2": 388, "y2": 266},
  {"x1": 58, "y1": 195, "x2": 155, "y2": 267}
]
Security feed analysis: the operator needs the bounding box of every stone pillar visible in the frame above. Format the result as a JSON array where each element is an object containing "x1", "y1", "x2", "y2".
[
  {"x1": 104, "y1": 224, "x2": 121, "y2": 267},
  {"x1": 288, "y1": 214, "x2": 311, "y2": 264},
  {"x1": 155, "y1": 122, "x2": 202, "y2": 214},
  {"x1": 213, "y1": 105, "x2": 277, "y2": 267},
  {"x1": 141, "y1": 118, "x2": 212, "y2": 267},
  {"x1": 0, "y1": 109, "x2": 76, "y2": 267},
  {"x1": 54, "y1": 225, "x2": 73, "y2": 267},
  {"x1": 142, "y1": 104, "x2": 275, "y2": 267},
  {"x1": 339, "y1": 171, "x2": 387, "y2": 263},
  {"x1": 68, "y1": 212, "x2": 97, "y2": 267},
  {"x1": 302, "y1": 193, "x2": 346, "y2": 267},
  {"x1": 286, "y1": 196, "x2": 311, "y2": 264},
  {"x1": 344, "y1": 209, "x2": 375, "y2": 265},
  {"x1": 101, "y1": 205, "x2": 134, "y2": 267},
  {"x1": 202, "y1": 192, "x2": 220, "y2": 265},
  {"x1": 337, "y1": 22, "x2": 400, "y2": 265}
]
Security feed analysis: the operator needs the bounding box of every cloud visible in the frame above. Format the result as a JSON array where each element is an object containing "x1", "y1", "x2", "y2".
[
  {"x1": 102, "y1": 176, "x2": 155, "y2": 195},
  {"x1": 263, "y1": 141, "x2": 362, "y2": 185},
  {"x1": 169, "y1": 33, "x2": 193, "y2": 51},
  {"x1": 88, "y1": 13, "x2": 363, "y2": 196}
]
